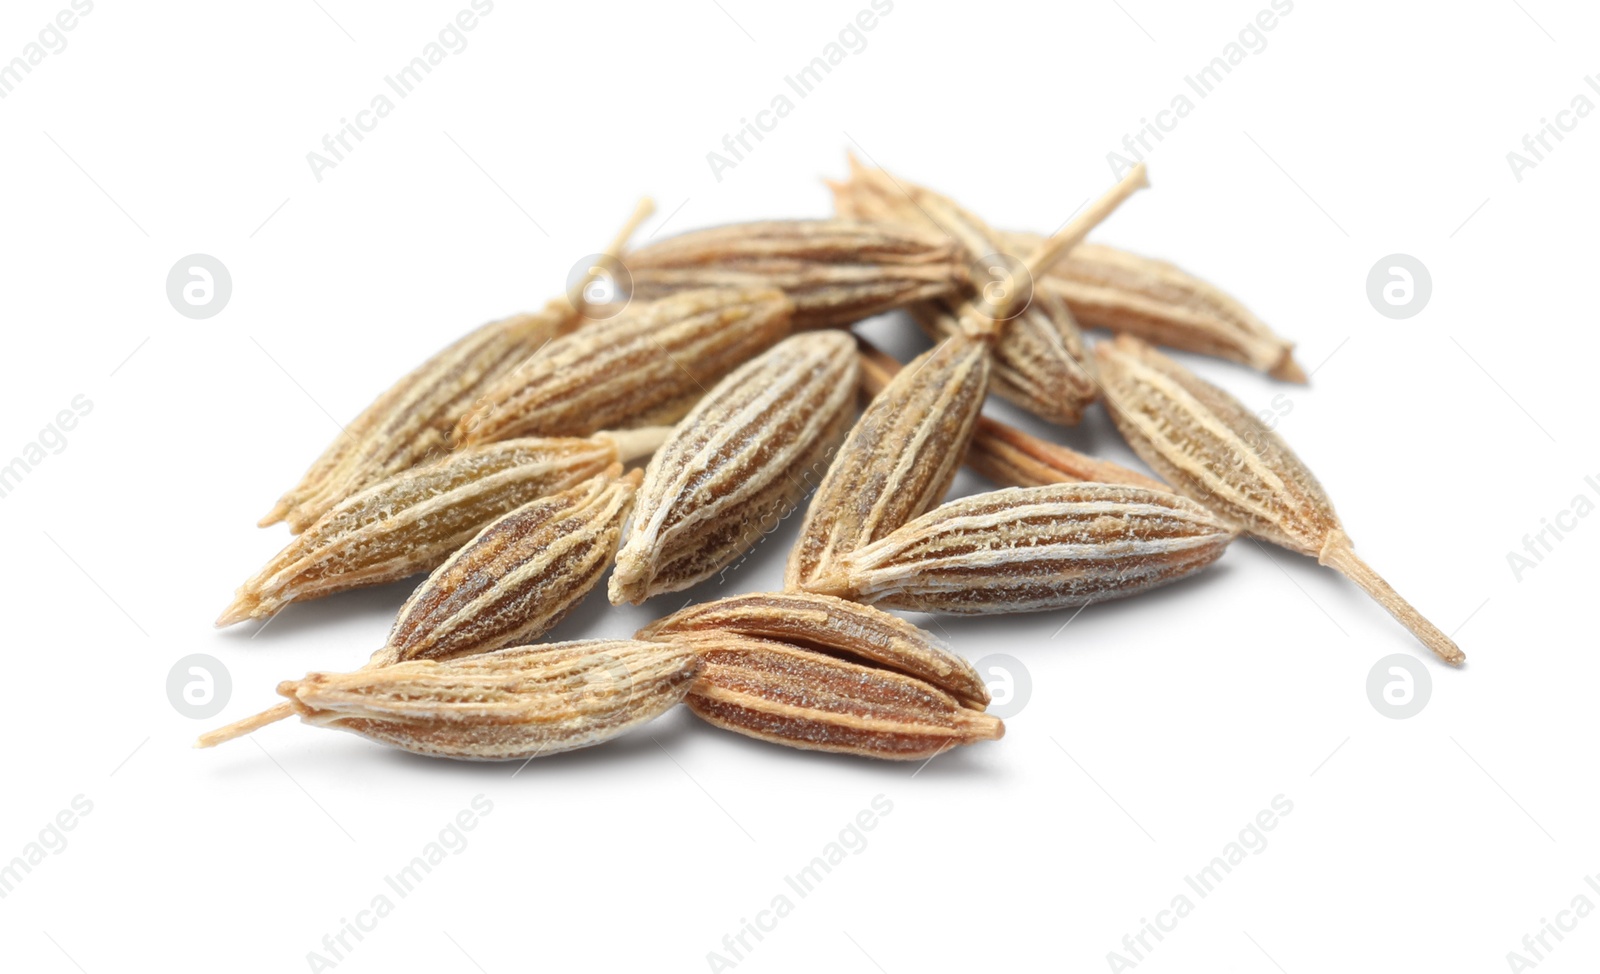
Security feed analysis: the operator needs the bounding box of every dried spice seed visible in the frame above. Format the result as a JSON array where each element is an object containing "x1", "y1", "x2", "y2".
[
  {"x1": 260, "y1": 310, "x2": 569, "y2": 533},
  {"x1": 808, "y1": 483, "x2": 1237, "y2": 613},
  {"x1": 1095, "y1": 335, "x2": 1464, "y2": 665},
  {"x1": 637, "y1": 590, "x2": 989, "y2": 709},
  {"x1": 455, "y1": 287, "x2": 794, "y2": 446},
  {"x1": 610, "y1": 332, "x2": 858, "y2": 604},
  {"x1": 785, "y1": 331, "x2": 990, "y2": 592},
  {"x1": 211, "y1": 153, "x2": 1459, "y2": 775},
  {"x1": 201, "y1": 470, "x2": 643, "y2": 746},
  {"x1": 218, "y1": 429, "x2": 668, "y2": 626},
  {"x1": 961, "y1": 420, "x2": 1168, "y2": 493},
  {"x1": 627, "y1": 219, "x2": 968, "y2": 330},
  {"x1": 908, "y1": 296, "x2": 1098, "y2": 425},
  {"x1": 1002, "y1": 233, "x2": 1307, "y2": 382},
  {"x1": 855, "y1": 339, "x2": 1169, "y2": 493},
  {"x1": 199, "y1": 640, "x2": 700, "y2": 759},
  {"x1": 829, "y1": 159, "x2": 1147, "y2": 425},
  {"x1": 371, "y1": 468, "x2": 640, "y2": 667},
  {"x1": 674, "y1": 632, "x2": 1003, "y2": 760},
  {"x1": 261, "y1": 200, "x2": 655, "y2": 532},
  {"x1": 828, "y1": 162, "x2": 1097, "y2": 424}
]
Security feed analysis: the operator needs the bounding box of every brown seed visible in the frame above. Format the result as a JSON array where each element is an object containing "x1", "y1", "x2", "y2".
[
  {"x1": 218, "y1": 429, "x2": 668, "y2": 626},
  {"x1": 261, "y1": 310, "x2": 568, "y2": 533},
  {"x1": 1095, "y1": 335, "x2": 1464, "y2": 665},
  {"x1": 370, "y1": 468, "x2": 640, "y2": 667},
  {"x1": 260, "y1": 200, "x2": 656, "y2": 532},
  {"x1": 1002, "y1": 233, "x2": 1306, "y2": 382},
  {"x1": 636, "y1": 590, "x2": 989, "y2": 708},
  {"x1": 785, "y1": 331, "x2": 990, "y2": 592},
  {"x1": 674, "y1": 632, "x2": 1003, "y2": 760},
  {"x1": 829, "y1": 159, "x2": 1147, "y2": 425},
  {"x1": 809, "y1": 483, "x2": 1237, "y2": 613},
  {"x1": 223, "y1": 640, "x2": 701, "y2": 760},
  {"x1": 201, "y1": 469, "x2": 640, "y2": 752},
  {"x1": 455, "y1": 287, "x2": 794, "y2": 446},
  {"x1": 855, "y1": 339, "x2": 1169, "y2": 493},
  {"x1": 626, "y1": 219, "x2": 969, "y2": 329},
  {"x1": 610, "y1": 332, "x2": 857, "y2": 604}
]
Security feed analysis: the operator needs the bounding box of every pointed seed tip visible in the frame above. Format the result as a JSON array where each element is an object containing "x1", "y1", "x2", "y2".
[
  {"x1": 214, "y1": 600, "x2": 255, "y2": 628},
  {"x1": 1272, "y1": 353, "x2": 1310, "y2": 384}
]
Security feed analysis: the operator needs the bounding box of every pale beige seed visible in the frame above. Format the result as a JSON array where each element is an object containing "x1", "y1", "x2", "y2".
[
  {"x1": 909, "y1": 292, "x2": 1100, "y2": 425},
  {"x1": 201, "y1": 472, "x2": 639, "y2": 751},
  {"x1": 261, "y1": 310, "x2": 567, "y2": 533},
  {"x1": 1002, "y1": 233, "x2": 1306, "y2": 382},
  {"x1": 455, "y1": 287, "x2": 794, "y2": 446},
  {"x1": 626, "y1": 219, "x2": 968, "y2": 330},
  {"x1": 674, "y1": 632, "x2": 1003, "y2": 760},
  {"x1": 369, "y1": 468, "x2": 639, "y2": 667},
  {"x1": 636, "y1": 590, "x2": 989, "y2": 709},
  {"x1": 610, "y1": 332, "x2": 858, "y2": 604},
  {"x1": 809, "y1": 483, "x2": 1237, "y2": 614},
  {"x1": 828, "y1": 159, "x2": 1100, "y2": 424},
  {"x1": 962, "y1": 420, "x2": 1171, "y2": 493},
  {"x1": 1094, "y1": 335, "x2": 1464, "y2": 665},
  {"x1": 261, "y1": 200, "x2": 655, "y2": 532},
  {"x1": 785, "y1": 331, "x2": 990, "y2": 592},
  {"x1": 249, "y1": 640, "x2": 701, "y2": 761},
  {"x1": 218, "y1": 429, "x2": 667, "y2": 626},
  {"x1": 855, "y1": 340, "x2": 1169, "y2": 493}
]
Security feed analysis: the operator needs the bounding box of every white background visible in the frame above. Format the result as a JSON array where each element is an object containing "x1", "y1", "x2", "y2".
[{"x1": 1, "y1": 1, "x2": 1594, "y2": 971}]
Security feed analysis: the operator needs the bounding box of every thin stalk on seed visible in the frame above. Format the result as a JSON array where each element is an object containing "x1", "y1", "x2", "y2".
[{"x1": 958, "y1": 163, "x2": 1149, "y2": 338}]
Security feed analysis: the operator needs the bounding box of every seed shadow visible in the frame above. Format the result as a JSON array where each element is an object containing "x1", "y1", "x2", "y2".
[
  {"x1": 670, "y1": 715, "x2": 1004, "y2": 782},
  {"x1": 213, "y1": 577, "x2": 420, "y2": 644},
  {"x1": 200, "y1": 703, "x2": 1001, "y2": 786}
]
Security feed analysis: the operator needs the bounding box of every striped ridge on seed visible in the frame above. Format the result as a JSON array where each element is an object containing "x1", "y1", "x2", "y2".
[
  {"x1": 810, "y1": 483, "x2": 1237, "y2": 613},
  {"x1": 611, "y1": 331, "x2": 858, "y2": 603}
]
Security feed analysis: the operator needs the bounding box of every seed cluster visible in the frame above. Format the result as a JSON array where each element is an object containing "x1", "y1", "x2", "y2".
[{"x1": 201, "y1": 159, "x2": 1461, "y2": 765}]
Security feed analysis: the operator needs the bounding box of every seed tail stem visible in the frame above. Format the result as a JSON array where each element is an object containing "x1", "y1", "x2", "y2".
[
  {"x1": 1021, "y1": 163, "x2": 1150, "y2": 285},
  {"x1": 599, "y1": 426, "x2": 674, "y2": 463},
  {"x1": 564, "y1": 196, "x2": 657, "y2": 318},
  {"x1": 1319, "y1": 532, "x2": 1465, "y2": 666},
  {"x1": 195, "y1": 702, "x2": 295, "y2": 749},
  {"x1": 1269, "y1": 347, "x2": 1309, "y2": 384}
]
